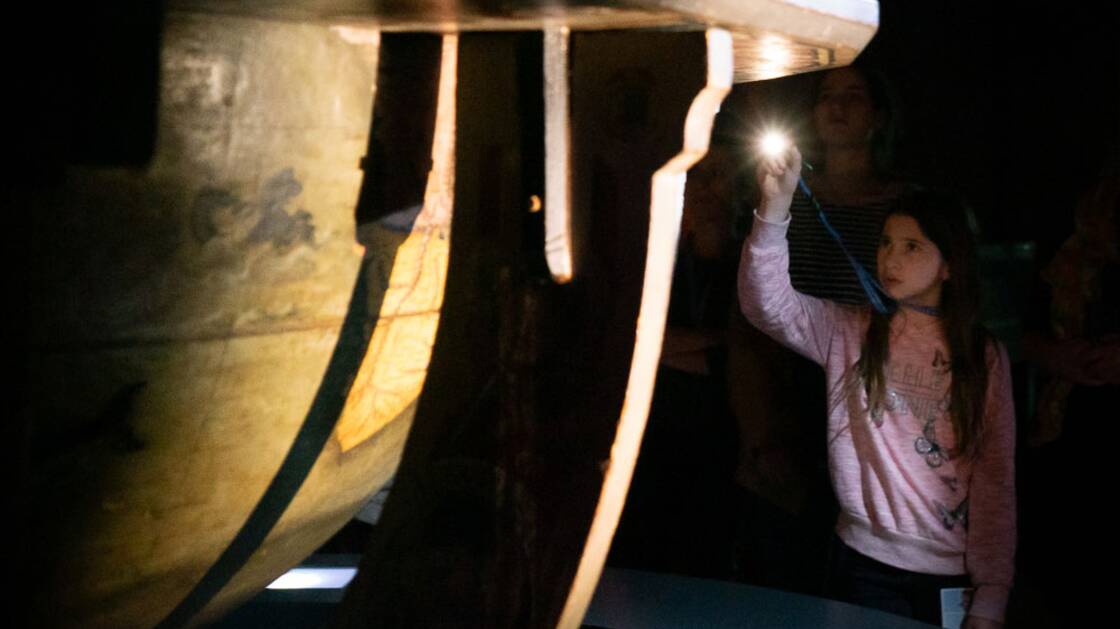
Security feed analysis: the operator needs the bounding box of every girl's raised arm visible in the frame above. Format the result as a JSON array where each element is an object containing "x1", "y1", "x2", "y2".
[{"x1": 737, "y1": 145, "x2": 846, "y2": 366}]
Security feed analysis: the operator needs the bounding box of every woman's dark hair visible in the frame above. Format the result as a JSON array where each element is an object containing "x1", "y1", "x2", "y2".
[
  {"x1": 859, "y1": 188, "x2": 994, "y2": 460},
  {"x1": 810, "y1": 61, "x2": 902, "y2": 178}
]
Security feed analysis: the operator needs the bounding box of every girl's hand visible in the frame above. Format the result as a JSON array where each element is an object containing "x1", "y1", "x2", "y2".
[
  {"x1": 756, "y1": 145, "x2": 802, "y2": 222},
  {"x1": 962, "y1": 616, "x2": 1003, "y2": 629}
]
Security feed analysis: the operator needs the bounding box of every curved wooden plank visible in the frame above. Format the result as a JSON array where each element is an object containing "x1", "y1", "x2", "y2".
[
  {"x1": 556, "y1": 27, "x2": 733, "y2": 629},
  {"x1": 333, "y1": 27, "x2": 719, "y2": 629},
  {"x1": 23, "y1": 16, "x2": 451, "y2": 628},
  {"x1": 334, "y1": 34, "x2": 457, "y2": 453}
]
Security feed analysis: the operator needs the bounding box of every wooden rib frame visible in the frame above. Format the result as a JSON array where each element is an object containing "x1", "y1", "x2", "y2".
[{"x1": 555, "y1": 27, "x2": 734, "y2": 629}]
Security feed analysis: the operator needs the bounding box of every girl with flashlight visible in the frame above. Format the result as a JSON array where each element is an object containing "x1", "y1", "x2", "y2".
[
  {"x1": 738, "y1": 144, "x2": 1015, "y2": 628},
  {"x1": 729, "y1": 65, "x2": 910, "y2": 596}
]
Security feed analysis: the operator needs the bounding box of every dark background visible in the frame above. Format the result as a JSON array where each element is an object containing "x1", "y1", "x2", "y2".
[{"x1": 865, "y1": 1, "x2": 1118, "y2": 259}]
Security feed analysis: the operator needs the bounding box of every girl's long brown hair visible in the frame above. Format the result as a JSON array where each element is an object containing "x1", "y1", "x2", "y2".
[{"x1": 859, "y1": 189, "x2": 994, "y2": 460}]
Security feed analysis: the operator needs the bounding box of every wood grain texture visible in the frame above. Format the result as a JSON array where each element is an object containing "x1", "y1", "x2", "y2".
[{"x1": 23, "y1": 16, "x2": 440, "y2": 628}]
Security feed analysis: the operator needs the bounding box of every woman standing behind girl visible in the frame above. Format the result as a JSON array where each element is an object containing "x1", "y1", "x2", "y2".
[{"x1": 738, "y1": 145, "x2": 1015, "y2": 628}]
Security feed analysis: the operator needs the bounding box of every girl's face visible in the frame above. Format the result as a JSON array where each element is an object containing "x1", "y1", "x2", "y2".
[
  {"x1": 878, "y1": 214, "x2": 950, "y2": 308},
  {"x1": 813, "y1": 68, "x2": 881, "y2": 150}
]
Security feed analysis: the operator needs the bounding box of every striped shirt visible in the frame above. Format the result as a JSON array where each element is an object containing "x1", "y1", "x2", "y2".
[{"x1": 787, "y1": 190, "x2": 893, "y2": 305}]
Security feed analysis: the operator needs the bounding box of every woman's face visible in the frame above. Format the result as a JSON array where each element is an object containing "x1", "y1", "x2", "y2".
[{"x1": 813, "y1": 68, "x2": 882, "y2": 150}]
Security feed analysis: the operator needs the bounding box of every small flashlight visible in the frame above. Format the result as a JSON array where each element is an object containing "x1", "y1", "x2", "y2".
[
  {"x1": 758, "y1": 130, "x2": 790, "y2": 158},
  {"x1": 753, "y1": 130, "x2": 887, "y2": 314}
]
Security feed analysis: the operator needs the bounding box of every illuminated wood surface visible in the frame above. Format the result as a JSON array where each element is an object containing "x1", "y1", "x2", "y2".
[
  {"x1": 24, "y1": 16, "x2": 451, "y2": 628},
  {"x1": 543, "y1": 26, "x2": 574, "y2": 283},
  {"x1": 335, "y1": 35, "x2": 457, "y2": 452},
  {"x1": 171, "y1": 0, "x2": 878, "y2": 81},
  {"x1": 333, "y1": 27, "x2": 717, "y2": 629},
  {"x1": 557, "y1": 28, "x2": 733, "y2": 628}
]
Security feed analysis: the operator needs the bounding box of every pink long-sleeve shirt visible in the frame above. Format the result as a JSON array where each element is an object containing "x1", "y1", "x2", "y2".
[{"x1": 738, "y1": 214, "x2": 1016, "y2": 622}]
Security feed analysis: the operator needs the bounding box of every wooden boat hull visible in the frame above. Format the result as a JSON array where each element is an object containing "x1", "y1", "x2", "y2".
[{"x1": 22, "y1": 14, "x2": 448, "y2": 628}]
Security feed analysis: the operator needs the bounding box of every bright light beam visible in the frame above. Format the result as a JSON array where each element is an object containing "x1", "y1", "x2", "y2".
[{"x1": 758, "y1": 130, "x2": 790, "y2": 158}]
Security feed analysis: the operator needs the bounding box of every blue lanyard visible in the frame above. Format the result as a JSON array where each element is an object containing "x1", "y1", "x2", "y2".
[{"x1": 794, "y1": 174, "x2": 894, "y2": 315}]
